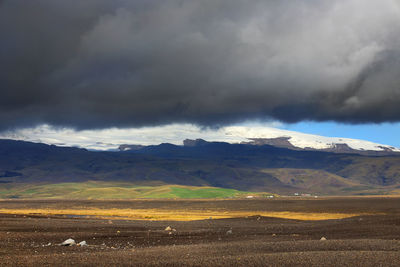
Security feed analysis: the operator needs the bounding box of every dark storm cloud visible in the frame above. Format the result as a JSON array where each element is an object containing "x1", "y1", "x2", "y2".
[{"x1": 1, "y1": 0, "x2": 400, "y2": 130}]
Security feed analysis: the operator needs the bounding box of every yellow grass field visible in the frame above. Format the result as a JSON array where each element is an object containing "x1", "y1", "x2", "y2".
[{"x1": 0, "y1": 208, "x2": 368, "y2": 221}]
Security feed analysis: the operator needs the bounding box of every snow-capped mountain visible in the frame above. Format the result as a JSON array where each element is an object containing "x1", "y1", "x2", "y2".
[{"x1": 223, "y1": 126, "x2": 400, "y2": 154}]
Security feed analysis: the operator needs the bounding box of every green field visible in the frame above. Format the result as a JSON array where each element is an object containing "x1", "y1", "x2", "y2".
[{"x1": 0, "y1": 181, "x2": 271, "y2": 199}]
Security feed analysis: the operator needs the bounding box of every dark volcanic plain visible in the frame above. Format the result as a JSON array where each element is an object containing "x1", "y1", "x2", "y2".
[{"x1": 1, "y1": 197, "x2": 400, "y2": 266}]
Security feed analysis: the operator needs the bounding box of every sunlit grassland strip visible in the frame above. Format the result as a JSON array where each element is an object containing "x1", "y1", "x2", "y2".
[
  {"x1": 0, "y1": 182, "x2": 273, "y2": 199},
  {"x1": 0, "y1": 208, "x2": 369, "y2": 221}
]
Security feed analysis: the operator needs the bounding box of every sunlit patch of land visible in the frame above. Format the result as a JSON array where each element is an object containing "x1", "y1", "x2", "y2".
[
  {"x1": 0, "y1": 207, "x2": 368, "y2": 221},
  {"x1": 0, "y1": 181, "x2": 273, "y2": 199}
]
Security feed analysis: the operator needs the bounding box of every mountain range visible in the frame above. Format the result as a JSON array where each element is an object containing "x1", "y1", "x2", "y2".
[
  {"x1": 1, "y1": 138, "x2": 400, "y2": 196},
  {"x1": 225, "y1": 126, "x2": 400, "y2": 154},
  {"x1": 120, "y1": 136, "x2": 400, "y2": 156},
  {"x1": 2, "y1": 125, "x2": 399, "y2": 154}
]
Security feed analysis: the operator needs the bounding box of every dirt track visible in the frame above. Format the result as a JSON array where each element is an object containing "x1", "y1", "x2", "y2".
[{"x1": 1, "y1": 197, "x2": 400, "y2": 266}]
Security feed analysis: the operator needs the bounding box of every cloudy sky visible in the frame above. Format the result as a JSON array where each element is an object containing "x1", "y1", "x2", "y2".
[{"x1": 1, "y1": 0, "x2": 400, "y2": 148}]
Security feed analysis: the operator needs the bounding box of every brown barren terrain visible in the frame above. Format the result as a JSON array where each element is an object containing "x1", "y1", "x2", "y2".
[{"x1": 1, "y1": 197, "x2": 400, "y2": 266}]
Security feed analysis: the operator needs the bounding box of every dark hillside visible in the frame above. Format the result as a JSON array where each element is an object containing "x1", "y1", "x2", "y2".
[{"x1": 1, "y1": 139, "x2": 400, "y2": 195}]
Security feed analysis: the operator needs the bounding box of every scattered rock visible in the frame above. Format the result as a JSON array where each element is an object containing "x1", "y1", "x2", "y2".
[
  {"x1": 60, "y1": 238, "x2": 76, "y2": 246},
  {"x1": 226, "y1": 229, "x2": 233, "y2": 235},
  {"x1": 165, "y1": 226, "x2": 172, "y2": 231},
  {"x1": 320, "y1": 237, "x2": 327, "y2": 241},
  {"x1": 78, "y1": 241, "x2": 87, "y2": 246}
]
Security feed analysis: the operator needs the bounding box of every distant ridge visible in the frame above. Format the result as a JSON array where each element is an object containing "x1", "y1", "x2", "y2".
[
  {"x1": 224, "y1": 126, "x2": 400, "y2": 155},
  {"x1": 118, "y1": 136, "x2": 400, "y2": 157},
  {"x1": 183, "y1": 139, "x2": 208, "y2": 147},
  {"x1": 242, "y1": 137, "x2": 400, "y2": 156}
]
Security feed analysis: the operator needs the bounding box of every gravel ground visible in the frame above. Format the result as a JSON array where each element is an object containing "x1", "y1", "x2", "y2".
[{"x1": 1, "y1": 198, "x2": 400, "y2": 266}]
